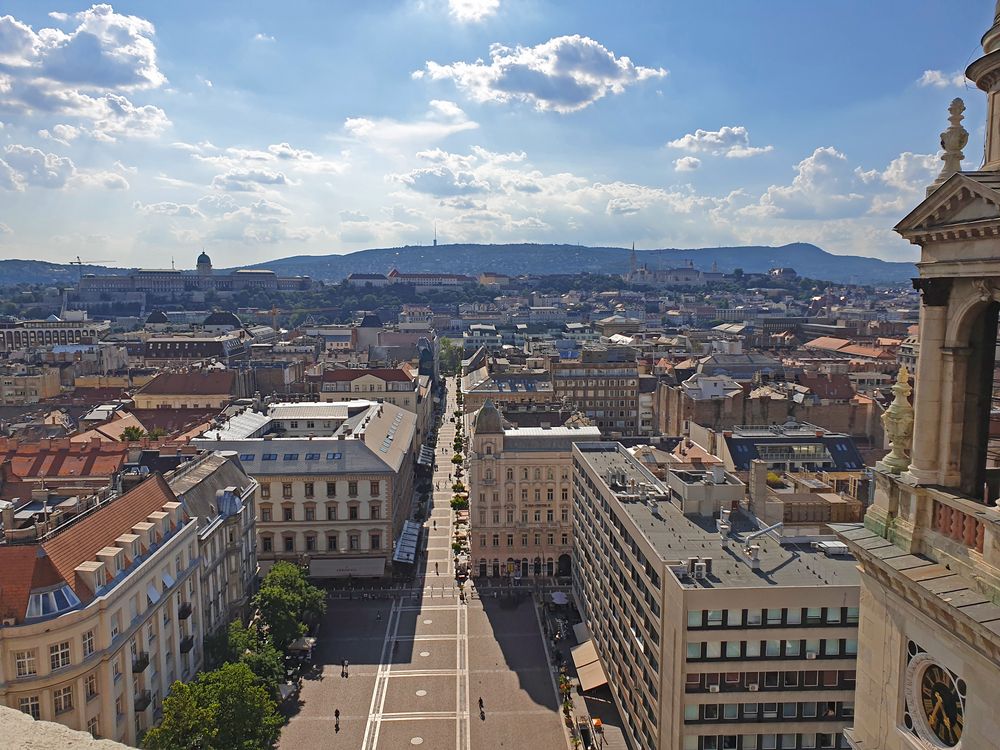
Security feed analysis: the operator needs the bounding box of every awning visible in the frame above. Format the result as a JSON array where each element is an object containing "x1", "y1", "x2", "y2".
[
  {"x1": 146, "y1": 583, "x2": 161, "y2": 604},
  {"x1": 393, "y1": 520, "x2": 422, "y2": 564},
  {"x1": 571, "y1": 640, "x2": 608, "y2": 692},
  {"x1": 161, "y1": 572, "x2": 176, "y2": 589},
  {"x1": 288, "y1": 636, "x2": 317, "y2": 652},
  {"x1": 550, "y1": 591, "x2": 569, "y2": 605},
  {"x1": 573, "y1": 622, "x2": 591, "y2": 643},
  {"x1": 309, "y1": 557, "x2": 386, "y2": 578}
]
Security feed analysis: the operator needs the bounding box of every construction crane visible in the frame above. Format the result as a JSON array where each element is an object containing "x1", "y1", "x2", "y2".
[{"x1": 69, "y1": 256, "x2": 114, "y2": 281}]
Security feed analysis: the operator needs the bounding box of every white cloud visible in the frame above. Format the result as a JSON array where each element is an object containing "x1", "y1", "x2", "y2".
[
  {"x1": 0, "y1": 144, "x2": 76, "y2": 189},
  {"x1": 0, "y1": 223, "x2": 12, "y2": 238},
  {"x1": 448, "y1": 0, "x2": 500, "y2": 23},
  {"x1": 414, "y1": 35, "x2": 666, "y2": 113},
  {"x1": 343, "y1": 100, "x2": 478, "y2": 149},
  {"x1": 253, "y1": 32, "x2": 275, "y2": 42},
  {"x1": 0, "y1": 6, "x2": 170, "y2": 138},
  {"x1": 667, "y1": 125, "x2": 772, "y2": 158},
  {"x1": 134, "y1": 200, "x2": 203, "y2": 218},
  {"x1": 211, "y1": 168, "x2": 291, "y2": 192},
  {"x1": 192, "y1": 141, "x2": 347, "y2": 177},
  {"x1": 339, "y1": 209, "x2": 370, "y2": 222},
  {"x1": 673, "y1": 156, "x2": 701, "y2": 172},
  {"x1": 917, "y1": 70, "x2": 966, "y2": 88}
]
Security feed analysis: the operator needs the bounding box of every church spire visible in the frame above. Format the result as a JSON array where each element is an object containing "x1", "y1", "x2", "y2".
[{"x1": 966, "y1": 5, "x2": 1000, "y2": 169}]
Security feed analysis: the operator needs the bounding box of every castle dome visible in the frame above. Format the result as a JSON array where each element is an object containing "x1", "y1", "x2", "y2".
[{"x1": 197, "y1": 251, "x2": 211, "y2": 266}]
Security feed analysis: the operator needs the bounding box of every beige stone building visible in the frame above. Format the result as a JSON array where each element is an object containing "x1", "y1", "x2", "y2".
[
  {"x1": 834, "y1": 10, "x2": 1000, "y2": 750},
  {"x1": 195, "y1": 401, "x2": 415, "y2": 578},
  {"x1": 573, "y1": 442, "x2": 860, "y2": 750},
  {"x1": 0, "y1": 366, "x2": 61, "y2": 405},
  {"x1": 551, "y1": 345, "x2": 640, "y2": 436},
  {"x1": 469, "y1": 401, "x2": 599, "y2": 578},
  {"x1": 0, "y1": 475, "x2": 203, "y2": 746}
]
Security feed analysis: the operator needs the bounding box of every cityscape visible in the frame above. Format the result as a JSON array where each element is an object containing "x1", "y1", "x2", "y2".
[{"x1": 0, "y1": 2, "x2": 997, "y2": 750}]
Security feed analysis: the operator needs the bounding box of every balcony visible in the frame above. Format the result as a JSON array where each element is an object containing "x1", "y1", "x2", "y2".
[
  {"x1": 134, "y1": 689, "x2": 152, "y2": 712},
  {"x1": 180, "y1": 635, "x2": 195, "y2": 654},
  {"x1": 178, "y1": 601, "x2": 193, "y2": 619},
  {"x1": 131, "y1": 651, "x2": 149, "y2": 673}
]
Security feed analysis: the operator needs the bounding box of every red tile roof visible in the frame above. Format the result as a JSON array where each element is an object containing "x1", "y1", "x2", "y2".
[
  {"x1": 139, "y1": 371, "x2": 236, "y2": 396},
  {"x1": 0, "y1": 439, "x2": 129, "y2": 481},
  {"x1": 321, "y1": 368, "x2": 413, "y2": 383},
  {"x1": 0, "y1": 547, "x2": 64, "y2": 623},
  {"x1": 41, "y1": 474, "x2": 178, "y2": 600}
]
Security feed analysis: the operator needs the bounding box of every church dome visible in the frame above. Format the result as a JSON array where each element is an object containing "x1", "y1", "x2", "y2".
[
  {"x1": 145, "y1": 310, "x2": 169, "y2": 325},
  {"x1": 197, "y1": 251, "x2": 211, "y2": 266},
  {"x1": 202, "y1": 310, "x2": 242, "y2": 328}
]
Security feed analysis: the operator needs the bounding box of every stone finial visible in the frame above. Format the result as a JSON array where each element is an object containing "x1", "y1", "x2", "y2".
[
  {"x1": 877, "y1": 366, "x2": 914, "y2": 474},
  {"x1": 929, "y1": 99, "x2": 968, "y2": 194}
]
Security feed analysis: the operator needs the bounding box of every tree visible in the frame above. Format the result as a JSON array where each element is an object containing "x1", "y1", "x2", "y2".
[
  {"x1": 147, "y1": 427, "x2": 167, "y2": 439},
  {"x1": 121, "y1": 426, "x2": 145, "y2": 441},
  {"x1": 142, "y1": 680, "x2": 217, "y2": 750},
  {"x1": 254, "y1": 561, "x2": 326, "y2": 651},
  {"x1": 439, "y1": 337, "x2": 463, "y2": 375},
  {"x1": 143, "y1": 663, "x2": 282, "y2": 750},
  {"x1": 225, "y1": 620, "x2": 284, "y2": 693}
]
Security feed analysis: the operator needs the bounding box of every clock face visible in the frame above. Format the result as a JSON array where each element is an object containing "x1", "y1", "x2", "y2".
[{"x1": 917, "y1": 663, "x2": 964, "y2": 746}]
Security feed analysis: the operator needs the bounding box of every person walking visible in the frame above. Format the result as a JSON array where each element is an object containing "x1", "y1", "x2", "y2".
[
  {"x1": 334, "y1": 708, "x2": 340, "y2": 733},
  {"x1": 342, "y1": 658, "x2": 349, "y2": 678}
]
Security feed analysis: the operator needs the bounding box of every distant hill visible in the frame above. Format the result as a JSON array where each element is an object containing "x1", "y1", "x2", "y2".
[
  {"x1": 239, "y1": 242, "x2": 916, "y2": 285},
  {"x1": 0, "y1": 260, "x2": 124, "y2": 287},
  {"x1": 0, "y1": 242, "x2": 916, "y2": 287}
]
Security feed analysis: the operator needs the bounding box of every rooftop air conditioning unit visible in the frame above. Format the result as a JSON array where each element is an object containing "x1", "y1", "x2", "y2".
[
  {"x1": 693, "y1": 562, "x2": 708, "y2": 579},
  {"x1": 805, "y1": 651, "x2": 817, "y2": 660},
  {"x1": 748, "y1": 684, "x2": 759, "y2": 692},
  {"x1": 708, "y1": 685, "x2": 720, "y2": 693}
]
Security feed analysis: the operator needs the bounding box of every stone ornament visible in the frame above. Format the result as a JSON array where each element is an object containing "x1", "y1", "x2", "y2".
[
  {"x1": 930, "y1": 98, "x2": 968, "y2": 194},
  {"x1": 878, "y1": 365, "x2": 914, "y2": 474}
]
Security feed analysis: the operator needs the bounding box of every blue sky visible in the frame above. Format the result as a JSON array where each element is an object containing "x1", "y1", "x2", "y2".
[{"x1": 0, "y1": 1, "x2": 991, "y2": 268}]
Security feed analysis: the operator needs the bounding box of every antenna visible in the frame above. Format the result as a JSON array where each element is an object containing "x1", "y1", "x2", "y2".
[{"x1": 433, "y1": 222, "x2": 438, "y2": 247}]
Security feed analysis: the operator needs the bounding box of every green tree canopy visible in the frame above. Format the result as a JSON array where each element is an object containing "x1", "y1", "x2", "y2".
[
  {"x1": 121, "y1": 426, "x2": 145, "y2": 441},
  {"x1": 254, "y1": 561, "x2": 326, "y2": 651},
  {"x1": 143, "y1": 663, "x2": 281, "y2": 750}
]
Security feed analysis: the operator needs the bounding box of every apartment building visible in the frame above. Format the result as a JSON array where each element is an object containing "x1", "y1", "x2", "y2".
[
  {"x1": 572, "y1": 442, "x2": 860, "y2": 750},
  {"x1": 0, "y1": 318, "x2": 110, "y2": 353},
  {"x1": 469, "y1": 401, "x2": 599, "y2": 579},
  {"x1": 551, "y1": 345, "x2": 640, "y2": 435},
  {"x1": 316, "y1": 367, "x2": 431, "y2": 447},
  {"x1": 0, "y1": 475, "x2": 203, "y2": 746},
  {"x1": 194, "y1": 401, "x2": 415, "y2": 578},
  {"x1": 0, "y1": 366, "x2": 61, "y2": 405},
  {"x1": 165, "y1": 452, "x2": 257, "y2": 636},
  {"x1": 132, "y1": 370, "x2": 247, "y2": 410}
]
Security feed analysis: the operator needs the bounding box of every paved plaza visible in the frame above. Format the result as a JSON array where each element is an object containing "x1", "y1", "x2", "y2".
[{"x1": 279, "y1": 385, "x2": 569, "y2": 750}]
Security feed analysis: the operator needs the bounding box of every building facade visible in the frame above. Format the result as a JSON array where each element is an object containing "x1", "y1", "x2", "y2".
[
  {"x1": 0, "y1": 319, "x2": 110, "y2": 353},
  {"x1": 0, "y1": 366, "x2": 61, "y2": 405},
  {"x1": 194, "y1": 402, "x2": 415, "y2": 578},
  {"x1": 834, "y1": 11, "x2": 1000, "y2": 750},
  {"x1": 469, "y1": 401, "x2": 600, "y2": 579},
  {"x1": 317, "y1": 367, "x2": 432, "y2": 447},
  {"x1": 573, "y1": 442, "x2": 860, "y2": 750},
  {"x1": 0, "y1": 475, "x2": 203, "y2": 746},
  {"x1": 551, "y1": 345, "x2": 640, "y2": 435}
]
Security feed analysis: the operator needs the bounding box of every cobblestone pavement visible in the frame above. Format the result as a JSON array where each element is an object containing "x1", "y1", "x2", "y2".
[{"x1": 279, "y1": 382, "x2": 568, "y2": 750}]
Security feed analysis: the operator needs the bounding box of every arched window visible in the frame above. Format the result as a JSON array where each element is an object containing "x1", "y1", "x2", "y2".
[
  {"x1": 485, "y1": 444, "x2": 493, "y2": 455},
  {"x1": 506, "y1": 468, "x2": 514, "y2": 481},
  {"x1": 546, "y1": 468, "x2": 554, "y2": 480},
  {"x1": 484, "y1": 469, "x2": 493, "y2": 481},
  {"x1": 533, "y1": 468, "x2": 541, "y2": 481}
]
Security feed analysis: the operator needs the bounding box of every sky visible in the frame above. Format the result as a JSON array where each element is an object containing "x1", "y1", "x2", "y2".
[{"x1": 0, "y1": 1, "x2": 992, "y2": 269}]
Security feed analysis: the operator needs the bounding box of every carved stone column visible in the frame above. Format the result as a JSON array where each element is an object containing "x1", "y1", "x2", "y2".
[
  {"x1": 937, "y1": 346, "x2": 972, "y2": 488},
  {"x1": 904, "y1": 278, "x2": 952, "y2": 485}
]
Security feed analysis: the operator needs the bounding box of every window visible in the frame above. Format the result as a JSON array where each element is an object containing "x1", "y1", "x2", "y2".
[
  {"x1": 743, "y1": 703, "x2": 758, "y2": 716},
  {"x1": 845, "y1": 639, "x2": 858, "y2": 656},
  {"x1": 85, "y1": 673, "x2": 98, "y2": 700},
  {"x1": 802, "y1": 702, "x2": 818, "y2": 718},
  {"x1": 283, "y1": 536, "x2": 294, "y2": 552},
  {"x1": 370, "y1": 481, "x2": 380, "y2": 496},
  {"x1": 688, "y1": 611, "x2": 703, "y2": 627},
  {"x1": 707, "y1": 610, "x2": 723, "y2": 626},
  {"x1": 785, "y1": 640, "x2": 801, "y2": 657},
  {"x1": 15, "y1": 650, "x2": 36, "y2": 677},
  {"x1": 305, "y1": 535, "x2": 316, "y2": 552},
  {"x1": 262, "y1": 536, "x2": 273, "y2": 552},
  {"x1": 371, "y1": 533, "x2": 381, "y2": 550},
  {"x1": 763, "y1": 672, "x2": 779, "y2": 688},
  {"x1": 304, "y1": 506, "x2": 316, "y2": 521},
  {"x1": 327, "y1": 505, "x2": 337, "y2": 521},
  {"x1": 327, "y1": 535, "x2": 338, "y2": 551},
  {"x1": 823, "y1": 639, "x2": 840, "y2": 656},
  {"x1": 326, "y1": 482, "x2": 337, "y2": 497},
  {"x1": 348, "y1": 482, "x2": 358, "y2": 497},
  {"x1": 762, "y1": 703, "x2": 778, "y2": 719},
  {"x1": 53, "y1": 685, "x2": 73, "y2": 714},
  {"x1": 827, "y1": 607, "x2": 842, "y2": 624},
  {"x1": 283, "y1": 453, "x2": 299, "y2": 461},
  {"x1": 846, "y1": 607, "x2": 860, "y2": 624},
  {"x1": 371, "y1": 504, "x2": 381, "y2": 520},
  {"x1": 766, "y1": 608, "x2": 782, "y2": 625},
  {"x1": 260, "y1": 483, "x2": 271, "y2": 499},
  {"x1": 822, "y1": 671, "x2": 838, "y2": 687},
  {"x1": 765, "y1": 640, "x2": 781, "y2": 657},
  {"x1": 761, "y1": 735, "x2": 777, "y2": 750},
  {"x1": 349, "y1": 506, "x2": 359, "y2": 520},
  {"x1": 746, "y1": 609, "x2": 762, "y2": 626},
  {"x1": 726, "y1": 609, "x2": 742, "y2": 627},
  {"x1": 703, "y1": 704, "x2": 719, "y2": 720},
  {"x1": 803, "y1": 671, "x2": 819, "y2": 687},
  {"x1": 282, "y1": 483, "x2": 293, "y2": 499},
  {"x1": 88, "y1": 716, "x2": 100, "y2": 737},
  {"x1": 706, "y1": 642, "x2": 721, "y2": 659},
  {"x1": 283, "y1": 507, "x2": 293, "y2": 521},
  {"x1": 305, "y1": 452, "x2": 320, "y2": 460},
  {"x1": 725, "y1": 642, "x2": 741, "y2": 658},
  {"x1": 782, "y1": 703, "x2": 797, "y2": 718},
  {"x1": 783, "y1": 671, "x2": 799, "y2": 687},
  {"x1": 304, "y1": 483, "x2": 314, "y2": 499},
  {"x1": 786, "y1": 608, "x2": 802, "y2": 625},
  {"x1": 742, "y1": 735, "x2": 757, "y2": 750},
  {"x1": 261, "y1": 506, "x2": 272, "y2": 522},
  {"x1": 262, "y1": 453, "x2": 277, "y2": 461},
  {"x1": 745, "y1": 641, "x2": 761, "y2": 658},
  {"x1": 349, "y1": 534, "x2": 360, "y2": 551},
  {"x1": 50, "y1": 641, "x2": 71, "y2": 671},
  {"x1": 684, "y1": 705, "x2": 699, "y2": 721},
  {"x1": 806, "y1": 607, "x2": 822, "y2": 624},
  {"x1": 723, "y1": 704, "x2": 738, "y2": 720},
  {"x1": 686, "y1": 643, "x2": 701, "y2": 659},
  {"x1": 18, "y1": 696, "x2": 39, "y2": 719}
]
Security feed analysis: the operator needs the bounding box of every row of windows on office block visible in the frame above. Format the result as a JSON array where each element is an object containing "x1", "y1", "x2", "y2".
[
  {"x1": 259, "y1": 480, "x2": 381, "y2": 500},
  {"x1": 478, "y1": 488, "x2": 570, "y2": 503},
  {"x1": 685, "y1": 669, "x2": 856, "y2": 693},
  {"x1": 687, "y1": 607, "x2": 860, "y2": 629},
  {"x1": 684, "y1": 700, "x2": 854, "y2": 724},
  {"x1": 259, "y1": 501, "x2": 381, "y2": 522},
  {"x1": 685, "y1": 732, "x2": 849, "y2": 750},
  {"x1": 479, "y1": 507, "x2": 569, "y2": 524},
  {"x1": 479, "y1": 532, "x2": 569, "y2": 548},
  {"x1": 687, "y1": 638, "x2": 858, "y2": 661},
  {"x1": 260, "y1": 531, "x2": 381, "y2": 553}
]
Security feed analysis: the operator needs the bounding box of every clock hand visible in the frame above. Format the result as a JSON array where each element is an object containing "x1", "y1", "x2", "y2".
[{"x1": 929, "y1": 694, "x2": 944, "y2": 728}]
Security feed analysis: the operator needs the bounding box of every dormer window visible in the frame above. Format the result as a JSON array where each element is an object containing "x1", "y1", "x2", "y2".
[{"x1": 26, "y1": 585, "x2": 81, "y2": 620}]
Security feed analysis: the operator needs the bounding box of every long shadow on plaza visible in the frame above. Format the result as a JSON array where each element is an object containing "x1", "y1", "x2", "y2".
[{"x1": 477, "y1": 592, "x2": 561, "y2": 710}]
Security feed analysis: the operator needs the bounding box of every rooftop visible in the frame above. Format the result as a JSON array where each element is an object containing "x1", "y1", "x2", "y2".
[{"x1": 574, "y1": 442, "x2": 860, "y2": 589}]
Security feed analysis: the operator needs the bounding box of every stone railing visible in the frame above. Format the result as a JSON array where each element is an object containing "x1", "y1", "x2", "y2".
[{"x1": 933, "y1": 499, "x2": 986, "y2": 553}]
